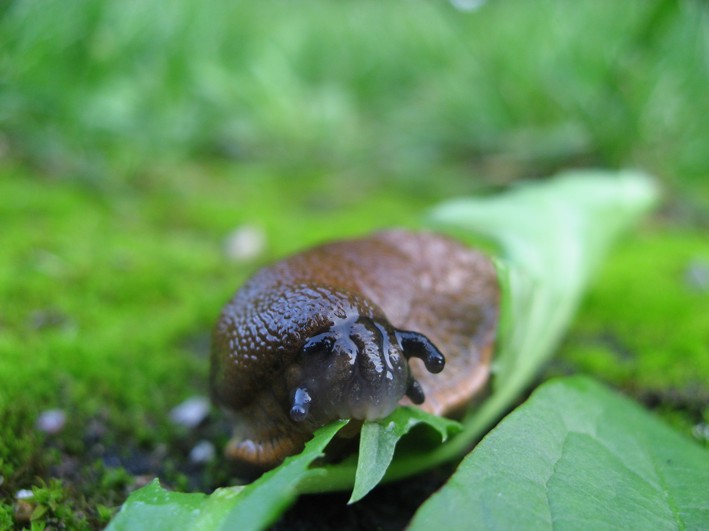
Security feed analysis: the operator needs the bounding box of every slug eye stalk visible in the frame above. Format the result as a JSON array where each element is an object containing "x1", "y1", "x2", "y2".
[
  {"x1": 405, "y1": 377, "x2": 426, "y2": 404},
  {"x1": 396, "y1": 330, "x2": 446, "y2": 374},
  {"x1": 290, "y1": 387, "x2": 312, "y2": 422}
]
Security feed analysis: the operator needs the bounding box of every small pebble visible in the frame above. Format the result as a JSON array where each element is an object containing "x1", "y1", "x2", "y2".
[
  {"x1": 84, "y1": 417, "x2": 108, "y2": 442},
  {"x1": 36, "y1": 409, "x2": 67, "y2": 434},
  {"x1": 32, "y1": 249, "x2": 66, "y2": 277},
  {"x1": 169, "y1": 396, "x2": 210, "y2": 429},
  {"x1": 152, "y1": 443, "x2": 168, "y2": 461},
  {"x1": 685, "y1": 260, "x2": 709, "y2": 292},
  {"x1": 223, "y1": 225, "x2": 266, "y2": 262},
  {"x1": 692, "y1": 422, "x2": 709, "y2": 442},
  {"x1": 30, "y1": 309, "x2": 70, "y2": 331},
  {"x1": 15, "y1": 489, "x2": 34, "y2": 500},
  {"x1": 450, "y1": 0, "x2": 487, "y2": 11},
  {"x1": 189, "y1": 440, "x2": 216, "y2": 464}
]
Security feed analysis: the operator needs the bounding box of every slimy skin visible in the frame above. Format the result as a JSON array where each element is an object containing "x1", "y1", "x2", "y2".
[{"x1": 210, "y1": 230, "x2": 499, "y2": 468}]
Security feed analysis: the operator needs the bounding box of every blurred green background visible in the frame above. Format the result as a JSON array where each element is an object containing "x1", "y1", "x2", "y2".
[{"x1": 1, "y1": 0, "x2": 708, "y2": 528}]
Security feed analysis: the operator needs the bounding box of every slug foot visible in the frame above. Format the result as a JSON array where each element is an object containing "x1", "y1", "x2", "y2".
[{"x1": 225, "y1": 431, "x2": 308, "y2": 469}]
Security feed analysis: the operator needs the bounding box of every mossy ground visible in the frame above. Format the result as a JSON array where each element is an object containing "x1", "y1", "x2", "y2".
[
  {"x1": 0, "y1": 162, "x2": 442, "y2": 527},
  {"x1": 553, "y1": 226, "x2": 709, "y2": 444},
  {"x1": 2, "y1": 0, "x2": 709, "y2": 528},
  {"x1": 2, "y1": 164, "x2": 707, "y2": 529}
]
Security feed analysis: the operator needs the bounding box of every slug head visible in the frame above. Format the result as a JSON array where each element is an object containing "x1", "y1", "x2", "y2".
[{"x1": 288, "y1": 315, "x2": 445, "y2": 426}]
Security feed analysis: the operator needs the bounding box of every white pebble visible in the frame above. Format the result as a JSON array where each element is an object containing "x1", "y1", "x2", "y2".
[
  {"x1": 16, "y1": 489, "x2": 34, "y2": 500},
  {"x1": 685, "y1": 260, "x2": 709, "y2": 292},
  {"x1": 450, "y1": 0, "x2": 487, "y2": 11},
  {"x1": 169, "y1": 396, "x2": 210, "y2": 428},
  {"x1": 692, "y1": 422, "x2": 709, "y2": 442},
  {"x1": 36, "y1": 409, "x2": 67, "y2": 434},
  {"x1": 223, "y1": 225, "x2": 266, "y2": 262},
  {"x1": 189, "y1": 440, "x2": 216, "y2": 464}
]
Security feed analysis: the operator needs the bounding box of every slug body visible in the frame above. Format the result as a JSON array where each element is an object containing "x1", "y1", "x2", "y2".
[{"x1": 211, "y1": 230, "x2": 499, "y2": 468}]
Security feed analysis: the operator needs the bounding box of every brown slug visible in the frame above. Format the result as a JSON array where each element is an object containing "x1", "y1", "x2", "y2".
[{"x1": 210, "y1": 230, "x2": 499, "y2": 468}]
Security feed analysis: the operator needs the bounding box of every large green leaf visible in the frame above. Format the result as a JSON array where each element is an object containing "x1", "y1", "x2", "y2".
[
  {"x1": 432, "y1": 171, "x2": 657, "y2": 388},
  {"x1": 410, "y1": 376, "x2": 709, "y2": 530},
  {"x1": 106, "y1": 420, "x2": 347, "y2": 531},
  {"x1": 429, "y1": 171, "x2": 657, "y2": 442}
]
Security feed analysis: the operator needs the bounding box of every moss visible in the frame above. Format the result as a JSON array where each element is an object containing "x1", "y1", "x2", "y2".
[
  {"x1": 26, "y1": 480, "x2": 88, "y2": 530},
  {"x1": 96, "y1": 504, "x2": 116, "y2": 527},
  {"x1": 556, "y1": 227, "x2": 709, "y2": 442},
  {"x1": 99, "y1": 468, "x2": 133, "y2": 492},
  {"x1": 0, "y1": 409, "x2": 45, "y2": 498},
  {"x1": 0, "y1": 506, "x2": 13, "y2": 530}
]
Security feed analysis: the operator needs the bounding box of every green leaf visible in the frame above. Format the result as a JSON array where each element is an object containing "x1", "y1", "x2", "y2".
[
  {"x1": 107, "y1": 420, "x2": 348, "y2": 531},
  {"x1": 349, "y1": 408, "x2": 461, "y2": 504},
  {"x1": 105, "y1": 480, "x2": 208, "y2": 531},
  {"x1": 431, "y1": 170, "x2": 658, "y2": 390},
  {"x1": 409, "y1": 376, "x2": 709, "y2": 530},
  {"x1": 427, "y1": 170, "x2": 658, "y2": 452}
]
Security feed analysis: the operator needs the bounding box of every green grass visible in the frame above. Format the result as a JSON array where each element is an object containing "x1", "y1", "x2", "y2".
[
  {"x1": 2, "y1": 0, "x2": 709, "y2": 528},
  {"x1": 2, "y1": 0, "x2": 709, "y2": 188}
]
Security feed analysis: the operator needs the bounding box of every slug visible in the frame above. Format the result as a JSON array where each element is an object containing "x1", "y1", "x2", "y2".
[{"x1": 210, "y1": 230, "x2": 499, "y2": 468}]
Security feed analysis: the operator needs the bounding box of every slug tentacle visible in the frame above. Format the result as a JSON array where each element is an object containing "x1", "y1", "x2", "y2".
[
  {"x1": 290, "y1": 386, "x2": 312, "y2": 422},
  {"x1": 396, "y1": 330, "x2": 446, "y2": 374},
  {"x1": 211, "y1": 230, "x2": 499, "y2": 468},
  {"x1": 405, "y1": 377, "x2": 426, "y2": 405}
]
